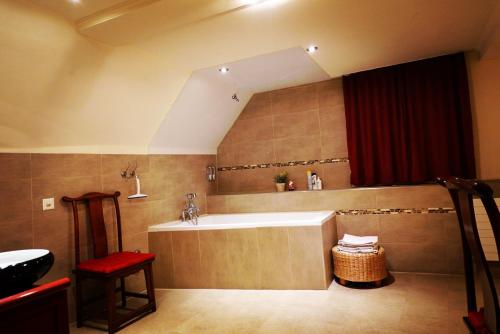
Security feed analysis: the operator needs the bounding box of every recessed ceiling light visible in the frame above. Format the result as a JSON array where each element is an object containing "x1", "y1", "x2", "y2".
[
  {"x1": 306, "y1": 45, "x2": 318, "y2": 53},
  {"x1": 69, "y1": 0, "x2": 81, "y2": 4},
  {"x1": 218, "y1": 67, "x2": 229, "y2": 74}
]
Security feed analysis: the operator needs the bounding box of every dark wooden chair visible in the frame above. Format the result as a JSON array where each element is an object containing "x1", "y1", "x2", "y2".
[
  {"x1": 63, "y1": 192, "x2": 156, "y2": 334},
  {"x1": 437, "y1": 177, "x2": 500, "y2": 334}
]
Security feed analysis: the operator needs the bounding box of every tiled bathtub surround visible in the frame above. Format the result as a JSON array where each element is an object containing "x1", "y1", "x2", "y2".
[
  {"x1": 0, "y1": 152, "x2": 215, "y2": 318},
  {"x1": 149, "y1": 217, "x2": 337, "y2": 290},
  {"x1": 217, "y1": 79, "x2": 350, "y2": 193},
  {"x1": 207, "y1": 185, "x2": 464, "y2": 274}
]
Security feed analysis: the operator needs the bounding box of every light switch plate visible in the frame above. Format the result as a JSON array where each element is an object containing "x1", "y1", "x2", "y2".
[{"x1": 42, "y1": 198, "x2": 55, "y2": 211}]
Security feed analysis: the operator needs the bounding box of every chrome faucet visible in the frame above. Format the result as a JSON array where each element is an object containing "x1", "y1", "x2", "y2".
[{"x1": 181, "y1": 193, "x2": 199, "y2": 225}]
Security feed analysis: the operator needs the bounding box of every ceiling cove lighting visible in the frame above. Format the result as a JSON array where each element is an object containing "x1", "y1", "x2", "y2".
[
  {"x1": 306, "y1": 45, "x2": 318, "y2": 53},
  {"x1": 218, "y1": 67, "x2": 229, "y2": 74}
]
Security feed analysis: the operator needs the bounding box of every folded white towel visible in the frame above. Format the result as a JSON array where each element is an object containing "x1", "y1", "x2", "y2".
[
  {"x1": 337, "y1": 245, "x2": 379, "y2": 254},
  {"x1": 340, "y1": 234, "x2": 378, "y2": 246}
]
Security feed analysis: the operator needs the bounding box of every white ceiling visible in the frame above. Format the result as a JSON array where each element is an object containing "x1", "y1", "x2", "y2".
[{"x1": 148, "y1": 47, "x2": 330, "y2": 154}]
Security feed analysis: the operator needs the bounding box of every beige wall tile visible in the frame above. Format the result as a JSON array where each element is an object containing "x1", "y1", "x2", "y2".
[
  {"x1": 0, "y1": 153, "x2": 31, "y2": 180},
  {"x1": 172, "y1": 231, "x2": 202, "y2": 288},
  {"x1": 31, "y1": 153, "x2": 100, "y2": 179},
  {"x1": 231, "y1": 140, "x2": 275, "y2": 166},
  {"x1": 446, "y1": 243, "x2": 464, "y2": 274},
  {"x1": 217, "y1": 170, "x2": 243, "y2": 194},
  {"x1": 238, "y1": 168, "x2": 277, "y2": 194},
  {"x1": 379, "y1": 213, "x2": 444, "y2": 243},
  {"x1": 273, "y1": 110, "x2": 320, "y2": 139},
  {"x1": 217, "y1": 145, "x2": 238, "y2": 167},
  {"x1": 375, "y1": 185, "x2": 452, "y2": 208},
  {"x1": 288, "y1": 226, "x2": 325, "y2": 289},
  {"x1": 272, "y1": 190, "x2": 325, "y2": 211},
  {"x1": 428, "y1": 213, "x2": 461, "y2": 244},
  {"x1": 317, "y1": 188, "x2": 378, "y2": 210},
  {"x1": 257, "y1": 227, "x2": 293, "y2": 289},
  {"x1": 0, "y1": 218, "x2": 33, "y2": 251},
  {"x1": 149, "y1": 231, "x2": 174, "y2": 288},
  {"x1": 226, "y1": 228, "x2": 260, "y2": 288},
  {"x1": 224, "y1": 116, "x2": 274, "y2": 144},
  {"x1": 321, "y1": 218, "x2": 337, "y2": 285},
  {"x1": 320, "y1": 163, "x2": 351, "y2": 189},
  {"x1": 119, "y1": 201, "x2": 153, "y2": 237},
  {"x1": 383, "y1": 242, "x2": 447, "y2": 273},
  {"x1": 206, "y1": 195, "x2": 227, "y2": 214},
  {"x1": 274, "y1": 135, "x2": 321, "y2": 161},
  {"x1": 336, "y1": 214, "x2": 380, "y2": 239},
  {"x1": 225, "y1": 193, "x2": 277, "y2": 213},
  {"x1": 317, "y1": 79, "x2": 344, "y2": 109},
  {"x1": 199, "y1": 230, "x2": 230, "y2": 288},
  {"x1": 318, "y1": 104, "x2": 346, "y2": 136},
  {"x1": 0, "y1": 179, "x2": 32, "y2": 221},
  {"x1": 320, "y1": 133, "x2": 348, "y2": 158},
  {"x1": 271, "y1": 84, "x2": 318, "y2": 115}
]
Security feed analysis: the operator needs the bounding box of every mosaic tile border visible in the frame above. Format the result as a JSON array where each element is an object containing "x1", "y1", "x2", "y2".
[
  {"x1": 335, "y1": 207, "x2": 455, "y2": 215},
  {"x1": 218, "y1": 157, "x2": 349, "y2": 172}
]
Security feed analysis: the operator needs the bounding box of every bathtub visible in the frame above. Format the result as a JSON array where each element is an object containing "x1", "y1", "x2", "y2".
[
  {"x1": 148, "y1": 211, "x2": 337, "y2": 290},
  {"x1": 148, "y1": 211, "x2": 335, "y2": 231}
]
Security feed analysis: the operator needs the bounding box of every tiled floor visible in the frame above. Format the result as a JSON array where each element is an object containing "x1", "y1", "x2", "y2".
[{"x1": 71, "y1": 273, "x2": 469, "y2": 334}]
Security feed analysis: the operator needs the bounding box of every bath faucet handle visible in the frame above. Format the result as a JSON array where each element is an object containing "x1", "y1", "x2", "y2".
[{"x1": 186, "y1": 193, "x2": 197, "y2": 200}]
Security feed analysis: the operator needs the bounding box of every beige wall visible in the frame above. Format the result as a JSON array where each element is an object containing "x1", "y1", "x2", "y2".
[
  {"x1": 467, "y1": 53, "x2": 500, "y2": 179},
  {"x1": 217, "y1": 79, "x2": 350, "y2": 193},
  {"x1": 0, "y1": 152, "x2": 215, "y2": 317}
]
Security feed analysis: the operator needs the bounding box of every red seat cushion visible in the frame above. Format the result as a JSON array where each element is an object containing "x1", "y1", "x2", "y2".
[
  {"x1": 468, "y1": 309, "x2": 493, "y2": 334},
  {"x1": 77, "y1": 252, "x2": 155, "y2": 274}
]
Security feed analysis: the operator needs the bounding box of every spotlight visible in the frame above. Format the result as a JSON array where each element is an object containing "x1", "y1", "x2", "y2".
[
  {"x1": 218, "y1": 67, "x2": 229, "y2": 74},
  {"x1": 306, "y1": 45, "x2": 318, "y2": 53}
]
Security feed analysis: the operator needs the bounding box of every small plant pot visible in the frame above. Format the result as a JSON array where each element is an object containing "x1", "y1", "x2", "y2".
[{"x1": 276, "y1": 183, "x2": 286, "y2": 192}]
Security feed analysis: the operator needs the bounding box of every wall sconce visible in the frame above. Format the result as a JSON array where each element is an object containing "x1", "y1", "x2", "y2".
[{"x1": 207, "y1": 166, "x2": 216, "y2": 182}]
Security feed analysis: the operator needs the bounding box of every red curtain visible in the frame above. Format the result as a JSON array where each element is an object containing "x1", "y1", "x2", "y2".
[{"x1": 343, "y1": 53, "x2": 476, "y2": 187}]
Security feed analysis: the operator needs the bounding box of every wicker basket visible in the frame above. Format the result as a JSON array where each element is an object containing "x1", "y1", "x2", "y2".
[{"x1": 332, "y1": 245, "x2": 387, "y2": 284}]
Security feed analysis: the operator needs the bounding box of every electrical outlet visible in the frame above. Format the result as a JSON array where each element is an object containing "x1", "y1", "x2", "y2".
[{"x1": 42, "y1": 198, "x2": 55, "y2": 211}]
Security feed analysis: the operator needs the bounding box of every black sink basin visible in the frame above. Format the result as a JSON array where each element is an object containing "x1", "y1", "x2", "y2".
[{"x1": 0, "y1": 249, "x2": 54, "y2": 298}]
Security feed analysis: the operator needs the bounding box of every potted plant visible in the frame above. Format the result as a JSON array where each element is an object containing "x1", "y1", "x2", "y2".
[{"x1": 274, "y1": 171, "x2": 288, "y2": 192}]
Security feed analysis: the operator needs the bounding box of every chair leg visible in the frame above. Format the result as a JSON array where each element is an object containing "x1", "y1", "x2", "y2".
[
  {"x1": 75, "y1": 275, "x2": 83, "y2": 328},
  {"x1": 120, "y1": 277, "x2": 126, "y2": 307},
  {"x1": 105, "y1": 278, "x2": 117, "y2": 334},
  {"x1": 144, "y1": 263, "x2": 156, "y2": 312}
]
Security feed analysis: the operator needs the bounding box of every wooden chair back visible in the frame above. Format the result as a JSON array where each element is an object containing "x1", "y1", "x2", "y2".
[
  {"x1": 62, "y1": 192, "x2": 122, "y2": 265},
  {"x1": 437, "y1": 177, "x2": 500, "y2": 333}
]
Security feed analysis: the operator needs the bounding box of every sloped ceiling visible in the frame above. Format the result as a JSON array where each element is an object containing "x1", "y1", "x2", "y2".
[
  {"x1": 1, "y1": 0, "x2": 499, "y2": 153},
  {"x1": 149, "y1": 47, "x2": 330, "y2": 154}
]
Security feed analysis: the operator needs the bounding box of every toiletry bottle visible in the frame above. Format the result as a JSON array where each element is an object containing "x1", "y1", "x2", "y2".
[
  {"x1": 307, "y1": 170, "x2": 312, "y2": 190},
  {"x1": 317, "y1": 177, "x2": 322, "y2": 190},
  {"x1": 311, "y1": 173, "x2": 317, "y2": 190}
]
